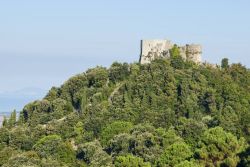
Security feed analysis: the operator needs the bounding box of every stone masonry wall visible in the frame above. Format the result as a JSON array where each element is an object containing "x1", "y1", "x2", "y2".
[{"x1": 140, "y1": 39, "x2": 202, "y2": 64}]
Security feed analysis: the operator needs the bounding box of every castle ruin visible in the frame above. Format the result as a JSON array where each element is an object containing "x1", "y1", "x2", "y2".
[{"x1": 139, "y1": 39, "x2": 202, "y2": 64}]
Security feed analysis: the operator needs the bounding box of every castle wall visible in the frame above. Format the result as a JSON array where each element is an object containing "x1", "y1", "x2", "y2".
[
  {"x1": 186, "y1": 44, "x2": 202, "y2": 63},
  {"x1": 140, "y1": 40, "x2": 173, "y2": 64},
  {"x1": 179, "y1": 46, "x2": 187, "y2": 60},
  {"x1": 140, "y1": 39, "x2": 202, "y2": 64}
]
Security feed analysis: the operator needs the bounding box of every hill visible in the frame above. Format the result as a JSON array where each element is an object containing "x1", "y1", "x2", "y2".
[{"x1": 0, "y1": 56, "x2": 250, "y2": 166}]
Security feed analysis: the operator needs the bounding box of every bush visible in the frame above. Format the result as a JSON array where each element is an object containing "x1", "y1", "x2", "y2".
[
  {"x1": 100, "y1": 121, "x2": 133, "y2": 146},
  {"x1": 33, "y1": 135, "x2": 75, "y2": 164},
  {"x1": 115, "y1": 154, "x2": 151, "y2": 167},
  {"x1": 77, "y1": 140, "x2": 112, "y2": 166}
]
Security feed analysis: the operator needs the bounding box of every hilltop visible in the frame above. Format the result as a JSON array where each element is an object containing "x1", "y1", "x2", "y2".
[{"x1": 0, "y1": 53, "x2": 250, "y2": 166}]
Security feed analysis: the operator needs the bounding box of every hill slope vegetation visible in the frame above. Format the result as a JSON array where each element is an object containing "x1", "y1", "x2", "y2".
[{"x1": 0, "y1": 55, "x2": 250, "y2": 166}]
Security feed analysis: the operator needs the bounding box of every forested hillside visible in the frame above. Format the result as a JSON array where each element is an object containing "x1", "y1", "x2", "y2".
[{"x1": 0, "y1": 54, "x2": 250, "y2": 166}]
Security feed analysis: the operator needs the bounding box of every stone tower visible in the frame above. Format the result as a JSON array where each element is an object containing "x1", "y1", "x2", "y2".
[
  {"x1": 140, "y1": 40, "x2": 173, "y2": 64},
  {"x1": 139, "y1": 39, "x2": 202, "y2": 64},
  {"x1": 186, "y1": 44, "x2": 202, "y2": 63}
]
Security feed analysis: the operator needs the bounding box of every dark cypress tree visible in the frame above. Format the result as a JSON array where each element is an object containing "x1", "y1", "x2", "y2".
[{"x1": 221, "y1": 58, "x2": 229, "y2": 69}]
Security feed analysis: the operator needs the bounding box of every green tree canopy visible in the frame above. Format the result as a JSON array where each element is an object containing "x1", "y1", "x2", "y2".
[{"x1": 196, "y1": 127, "x2": 246, "y2": 167}]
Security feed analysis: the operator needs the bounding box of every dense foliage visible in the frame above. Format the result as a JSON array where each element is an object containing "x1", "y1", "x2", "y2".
[{"x1": 0, "y1": 54, "x2": 250, "y2": 166}]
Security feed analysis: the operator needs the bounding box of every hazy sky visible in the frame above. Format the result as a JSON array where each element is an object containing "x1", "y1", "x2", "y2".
[{"x1": 0, "y1": 0, "x2": 250, "y2": 111}]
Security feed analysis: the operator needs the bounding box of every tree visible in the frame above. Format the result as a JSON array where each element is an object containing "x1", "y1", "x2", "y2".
[
  {"x1": 60, "y1": 73, "x2": 88, "y2": 108},
  {"x1": 45, "y1": 86, "x2": 60, "y2": 102},
  {"x1": 221, "y1": 58, "x2": 229, "y2": 69},
  {"x1": 161, "y1": 128, "x2": 183, "y2": 148},
  {"x1": 170, "y1": 44, "x2": 181, "y2": 58},
  {"x1": 33, "y1": 135, "x2": 75, "y2": 165},
  {"x1": 128, "y1": 124, "x2": 163, "y2": 164},
  {"x1": 0, "y1": 147, "x2": 17, "y2": 166},
  {"x1": 9, "y1": 127, "x2": 33, "y2": 150},
  {"x1": 51, "y1": 98, "x2": 73, "y2": 119},
  {"x1": 169, "y1": 44, "x2": 185, "y2": 69},
  {"x1": 76, "y1": 140, "x2": 112, "y2": 166},
  {"x1": 238, "y1": 146, "x2": 250, "y2": 167},
  {"x1": 106, "y1": 133, "x2": 132, "y2": 156},
  {"x1": 196, "y1": 127, "x2": 247, "y2": 167},
  {"x1": 2, "y1": 116, "x2": 8, "y2": 127},
  {"x1": 8, "y1": 110, "x2": 17, "y2": 127},
  {"x1": 175, "y1": 160, "x2": 202, "y2": 167},
  {"x1": 2, "y1": 151, "x2": 40, "y2": 167},
  {"x1": 109, "y1": 62, "x2": 130, "y2": 83},
  {"x1": 100, "y1": 121, "x2": 133, "y2": 146},
  {"x1": 86, "y1": 66, "x2": 108, "y2": 88},
  {"x1": 158, "y1": 141, "x2": 193, "y2": 167},
  {"x1": 115, "y1": 154, "x2": 151, "y2": 167},
  {"x1": 175, "y1": 118, "x2": 207, "y2": 148},
  {"x1": 0, "y1": 127, "x2": 9, "y2": 145}
]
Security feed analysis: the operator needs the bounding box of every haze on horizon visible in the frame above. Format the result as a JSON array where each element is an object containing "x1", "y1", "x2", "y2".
[{"x1": 0, "y1": 0, "x2": 250, "y2": 112}]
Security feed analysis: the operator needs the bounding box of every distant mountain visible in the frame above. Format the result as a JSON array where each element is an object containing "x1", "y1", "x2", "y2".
[{"x1": 0, "y1": 87, "x2": 47, "y2": 113}]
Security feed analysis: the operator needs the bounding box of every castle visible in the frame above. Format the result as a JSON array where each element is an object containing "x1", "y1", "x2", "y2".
[{"x1": 139, "y1": 39, "x2": 202, "y2": 64}]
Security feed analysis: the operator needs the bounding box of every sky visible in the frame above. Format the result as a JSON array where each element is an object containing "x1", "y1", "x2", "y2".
[{"x1": 0, "y1": 0, "x2": 250, "y2": 112}]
